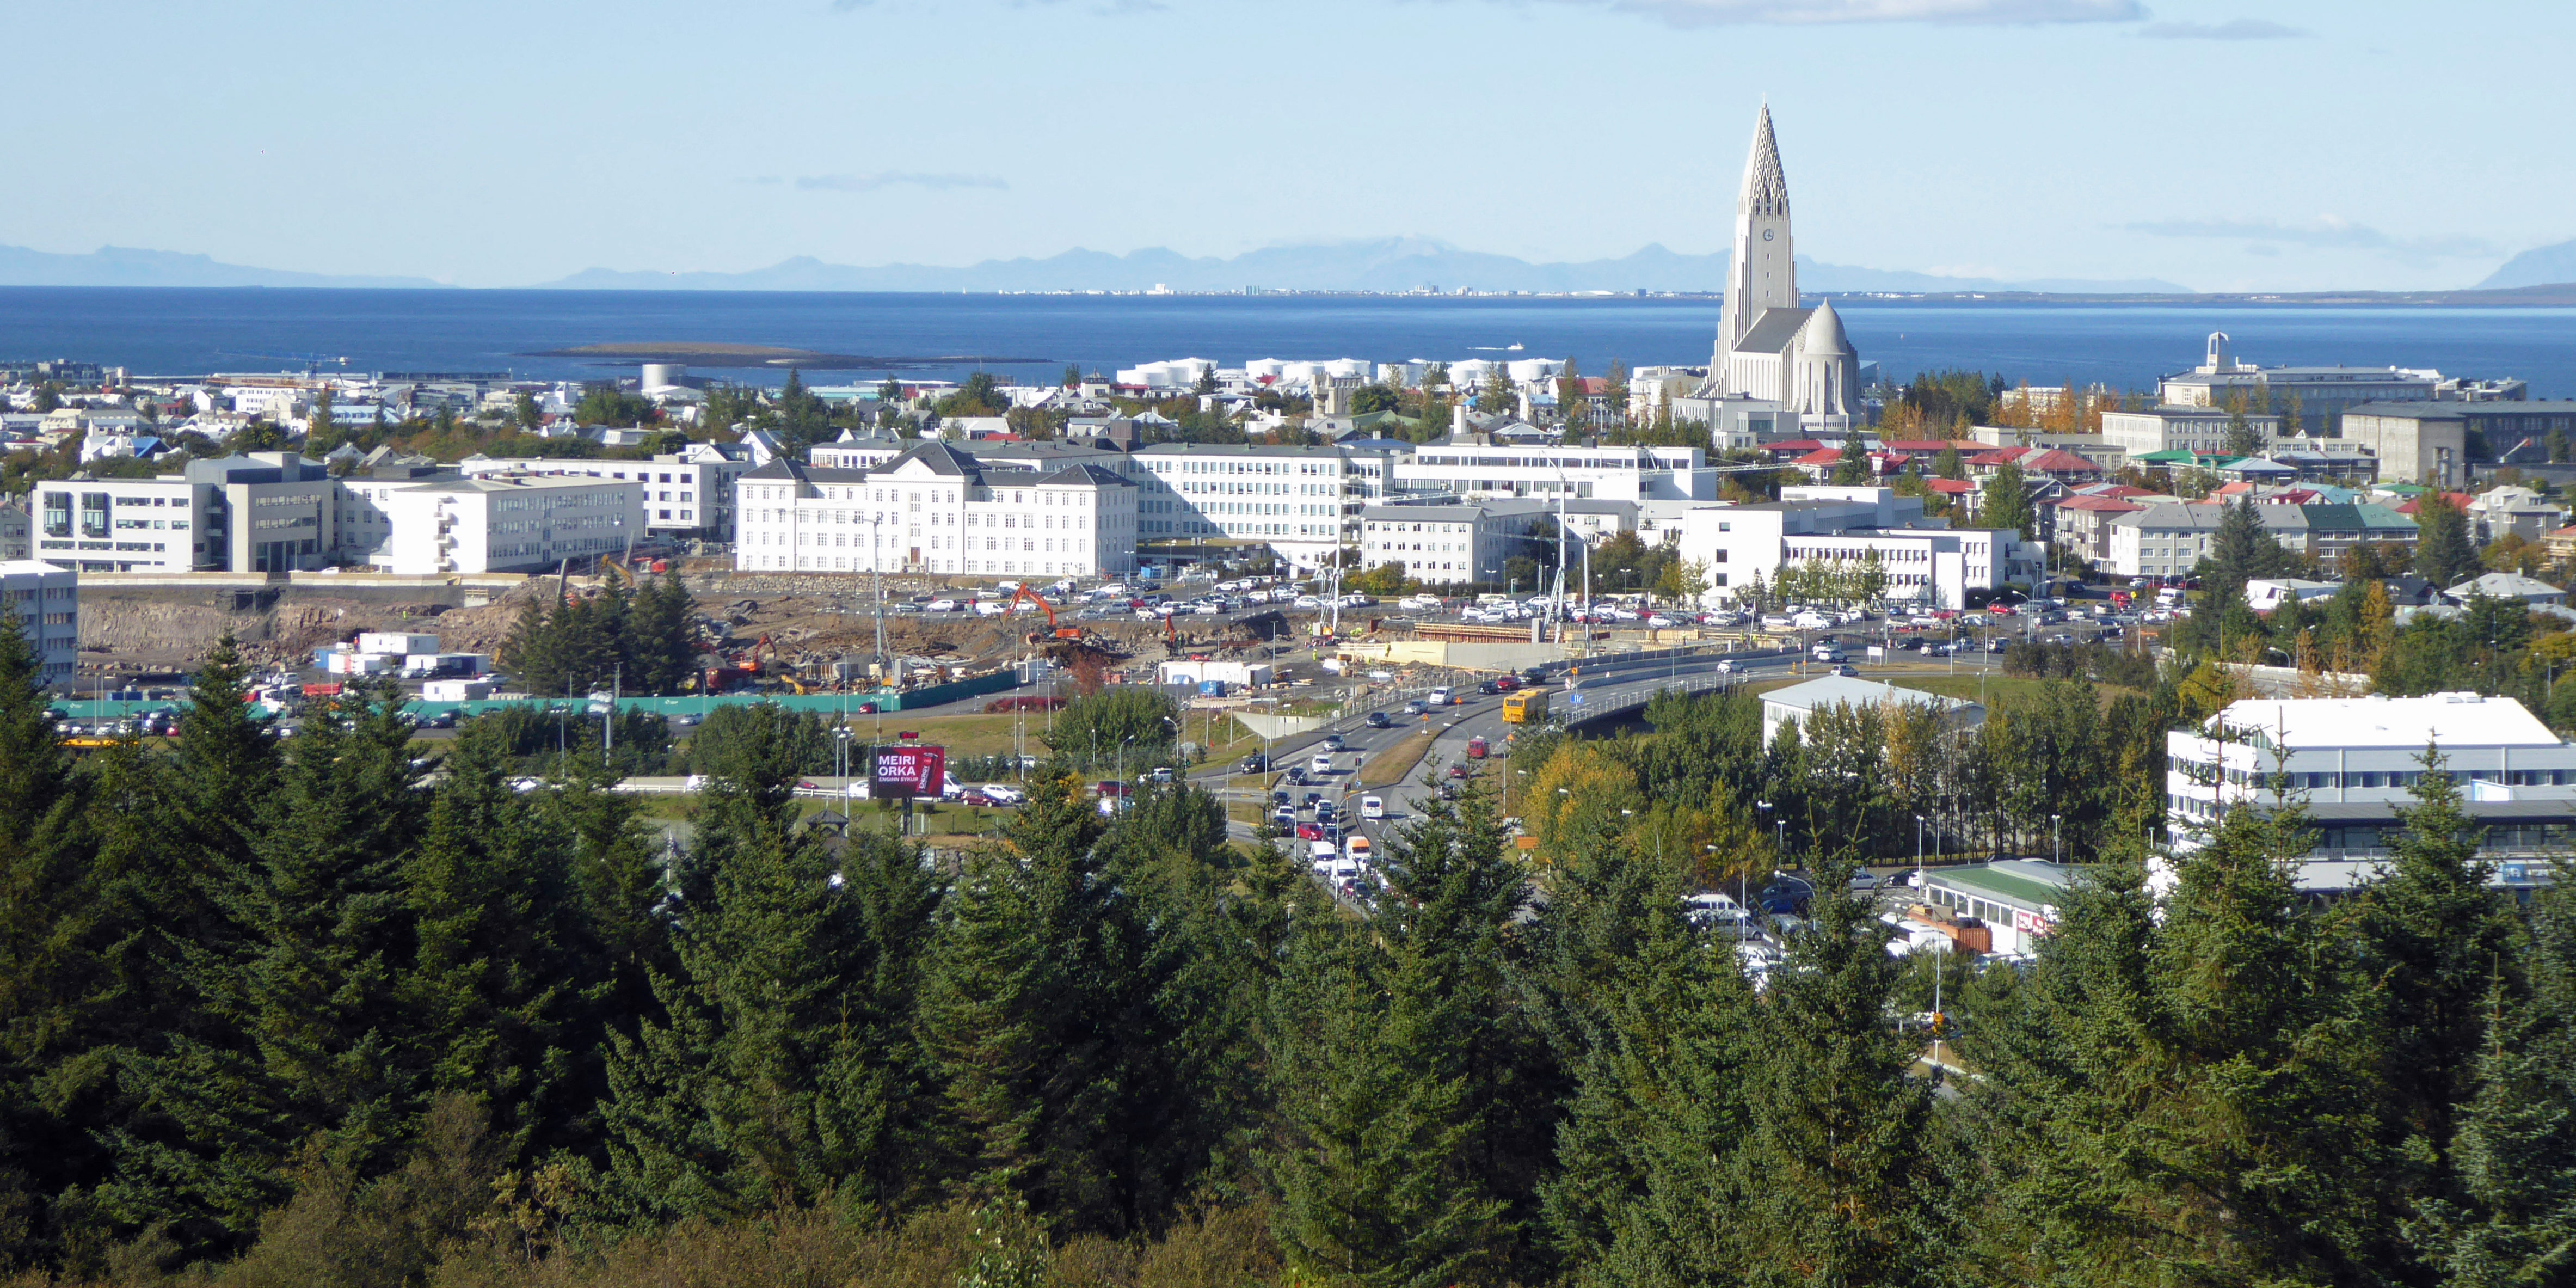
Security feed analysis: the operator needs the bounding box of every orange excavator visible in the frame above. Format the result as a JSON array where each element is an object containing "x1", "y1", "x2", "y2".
[{"x1": 1013, "y1": 584, "x2": 1085, "y2": 642}]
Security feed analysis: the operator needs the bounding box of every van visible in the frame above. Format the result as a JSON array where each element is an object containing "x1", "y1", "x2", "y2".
[
  {"x1": 1362, "y1": 795, "x2": 1386, "y2": 820},
  {"x1": 1309, "y1": 840, "x2": 1338, "y2": 866},
  {"x1": 1345, "y1": 835, "x2": 1374, "y2": 864}
]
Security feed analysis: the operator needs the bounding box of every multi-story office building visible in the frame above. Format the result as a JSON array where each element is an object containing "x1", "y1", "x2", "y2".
[
  {"x1": 383, "y1": 475, "x2": 644, "y2": 575},
  {"x1": 2165, "y1": 694, "x2": 2576, "y2": 897},
  {"x1": 1356, "y1": 501, "x2": 1551, "y2": 586},
  {"x1": 33, "y1": 453, "x2": 338, "y2": 574},
  {"x1": 1674, "y1": 486, "x2": 2038, "y2": 609},
  {"x1": 2104, "y1": 501, "x2": 2418, "y2": 580},
  {"x1": 0, "y1": 560, "x2": 77, "y2": 689},
  {"x1": 737, "y1": 441, "x2": 1137, "y2": 579},
  {"x1": 0, "y1": 498, "x2": 28, "y2": 561}
]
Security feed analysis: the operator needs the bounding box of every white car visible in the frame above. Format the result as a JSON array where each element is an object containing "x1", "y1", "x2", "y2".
[
  {"x1": 1713, "y1": 659, "x2": 1738, "y2": 674},
  {"x1": 1760, "y1": 614, "x2": 1794, "y2": 629},
  {"x1": 925, "y1": 598, "x2": 959, "y2": 613},
  {"x1": 978, "y1": 784, "x2": 1028, "y2": 806},
  {"x1": 975, "y1": 601, "x2": 1007, "y2": 617},
  {"x1": 1646, "y1": 614, "x2": 1676, "y2": 628},
  {"x1": 1362, "y1": 795, "x2": 1386, "y2": 819},
  {"x1": 1134, "y1": 608, "x2": 1163, "y2": 621},
  {"x1": 1428, "y1": 686, "x2": 1453, "y2": 707},
  {"x1": 1791, "y1": 611, "x2": 1833, "y2": 629},
  {"x1": 1294, "y1": 594, "x2": 1323, "y2": 608},
  {"x1": 1310, "y1": 753, "x2": 1336, "y2": 775}
]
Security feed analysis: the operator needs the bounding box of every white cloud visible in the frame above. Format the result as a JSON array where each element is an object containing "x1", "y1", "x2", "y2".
[
  {"x1": 2125, "y1": 216, "x2": 2498, "y2": 260},
  {"x1": 797, "y1": 172, "x2": 1011, "y2": 193},
  {"x1": 1526, "y1": 0, "x2": 2142, "y2": 26},
  {"x1": 2138, "y1": 17, "x2": 2307, "y2": 38}
]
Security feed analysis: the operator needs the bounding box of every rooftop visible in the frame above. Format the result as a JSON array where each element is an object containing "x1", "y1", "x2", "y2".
[
  {"x1": 1762, "y1": 674, "x2": 1981, "y2": 716},
  {"x1": 2207, "y1": 692, "x2": 2564, "y2": 751},
  {"x1": 1925, "y1": 859, "x2": 2076, "y2": 910}
]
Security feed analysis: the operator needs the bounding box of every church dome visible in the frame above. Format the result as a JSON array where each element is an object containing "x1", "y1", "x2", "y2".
[{"x1": 1804, "y1": 299, "x2": 1852, "y2": 355}]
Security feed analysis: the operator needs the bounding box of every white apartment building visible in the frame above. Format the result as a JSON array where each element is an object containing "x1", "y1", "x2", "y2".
[
  {"x1": 0, "y1": 560, "x2": 78, "y2": 689},
  {"x1": 737, "y1": 442, "x2": 1137, "y2": 579},
  {"x1": 1129, "y1": 442, "x2": 1360, "y2": 569},
  {"x1": 2101, "y1": 406, "x2": 2284, "y2": 458},
  {"x1": 34, "y1": 453, "x2": 339, "y2": 575},
  {"x1": 1357, "y1": 501, "x2": 1551, "y2": 587},
  {"x1": 383, "y1": 475, "x2": 644, "y2": 576},
  {"x1": 453, "y1": 444, "x2": 751, "y2": 539},
  {"x1": 1675, "y1": 486, "x2": 2036, "y2": 610},
  {"x1": 809, "y1": 429, "x2": 911, "y2": 471},
  {"x1": 2104, "y1": 505, "x2": 2229, "y2": 580}
]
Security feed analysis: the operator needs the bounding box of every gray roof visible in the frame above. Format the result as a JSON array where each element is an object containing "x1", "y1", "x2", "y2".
[
  {"x1": 1762, "y1": 675, "x2": 1981, "y2": 716},
  {"x1": 2449, "y1": 572, "x2": 2567, "y2": 602},
  {"x1": 1133, "y1": 441, "x2": 1349, "y2": 459},
  {"x1": 1034, "y1": 463, "x2": 1135, "y2": 488},
  {"x1": 1732, "y1": 307, "x2": 1816, "y2": 356}
]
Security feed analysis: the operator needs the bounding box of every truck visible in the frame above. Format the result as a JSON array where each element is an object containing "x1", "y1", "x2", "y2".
[{"x1": 1501, "y1": 689, "x2": 1550, "y2": 724}]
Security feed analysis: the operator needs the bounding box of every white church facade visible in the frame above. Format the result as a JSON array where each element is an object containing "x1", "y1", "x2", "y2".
[{"x1": 1675, "y1": 105, "x2": 1865, "y2": 438}]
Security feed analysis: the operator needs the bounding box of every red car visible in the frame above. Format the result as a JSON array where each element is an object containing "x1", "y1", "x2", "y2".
[
  {"x1": 1465, "y1": 737, "x2": 1489, "y2": 759},
  {"x1": 1492, "y1": 674, "x2": 1521, "y2": 692},
  {"x1": 1295, "y1": 822, "x2": 1326, "y2": 841}
]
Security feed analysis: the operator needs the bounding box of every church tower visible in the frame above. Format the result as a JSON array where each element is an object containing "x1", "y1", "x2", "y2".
[{"x1": 1710, "y1": 103, "x2": 1798, "y2": 389}]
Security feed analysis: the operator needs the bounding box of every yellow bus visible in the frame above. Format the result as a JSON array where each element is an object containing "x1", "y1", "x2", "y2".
[{"x1": 1501, "y1": 689, "x2": 1550, "y2": 724}]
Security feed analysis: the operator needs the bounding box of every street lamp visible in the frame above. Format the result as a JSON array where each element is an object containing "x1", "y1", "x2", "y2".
[{"x1": 2052, "y1": 813, "x2": 2062, "y2": 864}]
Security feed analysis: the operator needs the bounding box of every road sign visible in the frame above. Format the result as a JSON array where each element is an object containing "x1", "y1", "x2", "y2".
[{"x1": 1568, "y1": 693, "x2": 1585, "y2": 707}]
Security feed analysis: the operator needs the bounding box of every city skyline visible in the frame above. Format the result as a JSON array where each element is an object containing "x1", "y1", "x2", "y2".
[{"x1": 5, "y1": 0, "x2": 2569, "y2": 292}]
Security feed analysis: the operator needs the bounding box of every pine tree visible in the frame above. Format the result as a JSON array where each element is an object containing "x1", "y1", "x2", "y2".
[
  {"x1": 0, "y1": 607, "x2": 98, "y2": 1264},
  {"x1": 2414, "y1": 494, "x2": 2480, "y2": 590},
  {"x1": 1729, "y1": 851, "x2": 1956, "y2": 1287},
  {"x1": 2410, "y1": 866, "x2": 2576, "y2": 1285},
  {"x1": 399, "y1": 722, "x2": 582, "y2": 1164},
  {"x1": 1265, "y1": 910, "x2": 1504, "y2": 1288},
  {"x1": 108, "y1": 686, "x2": 429, "y2": 1254},
  {"x1": 501, "y1": 599, "x2": 555, "y2": 696},
  {"x1": 1976, "y1": 462, "x2": 2035, "y2": 542},
  {"x1": 918, "y1": 774, "x2": 1140, "y2": 1231}
]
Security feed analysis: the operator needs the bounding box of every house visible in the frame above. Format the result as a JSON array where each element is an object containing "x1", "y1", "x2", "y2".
[
  {"x1": 2245, "y1": 578, "x2": 2340, "y2": 614},
  {"x1": 2468, "y1": 486, "x2": 2567, "y2": 543},
  {"x1": 2050, "y1": 494, "x2": 2145, "y2": 564},
  {"x1": 2448, "y1": 572, "x2": 2567, "y2": 606}
]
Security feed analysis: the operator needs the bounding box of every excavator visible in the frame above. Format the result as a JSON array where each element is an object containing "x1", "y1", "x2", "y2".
[{"x1": 1012, "y1": 584, "x2": 1086, "y2": 643}]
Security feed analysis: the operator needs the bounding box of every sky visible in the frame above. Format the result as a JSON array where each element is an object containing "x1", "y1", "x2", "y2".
[{"x1": 10, "y1": 0, "x2": 2571, "y2": 291}]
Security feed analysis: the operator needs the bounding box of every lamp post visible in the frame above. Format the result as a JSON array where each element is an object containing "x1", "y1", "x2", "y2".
[
  {"x1": 1117, "y1": 734, "x2": 1136, "y2": 814},
  {"x1": 2052, "y1": 813, "x2": 2062, "y2": 864}
]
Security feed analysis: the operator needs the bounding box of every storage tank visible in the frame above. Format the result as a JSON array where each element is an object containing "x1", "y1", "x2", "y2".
[{"x1": 641, "y1": 363, "x2": 686, "y2": 390}]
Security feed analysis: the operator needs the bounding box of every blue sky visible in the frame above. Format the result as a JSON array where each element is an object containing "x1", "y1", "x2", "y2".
[{"x1": 11, "y1": 0, "x2": 2569, "y2": 290}]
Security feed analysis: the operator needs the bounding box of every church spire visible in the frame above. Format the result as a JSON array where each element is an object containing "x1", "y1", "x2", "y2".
[{"x1": 1741, "y1": 101, "x2": 1788, "y2": 218}]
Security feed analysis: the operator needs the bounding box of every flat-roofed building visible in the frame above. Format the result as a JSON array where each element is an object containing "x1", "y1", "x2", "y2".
[
  {"x1": 1757, "y1": 673, "x2": 1984, "y2": 748},
  {"x1": 383, "y1": 475, "x2": 643, "y2": 575},
  {"x1": 1676, "y1": 486, "x2": 2037, "y2": 610},
  {"x1": 1356, "y1": 501, "x2": 1551, "y2": 587},
  {"x1": 0, "y1": 560, "x2": 77, "y2": 689}
]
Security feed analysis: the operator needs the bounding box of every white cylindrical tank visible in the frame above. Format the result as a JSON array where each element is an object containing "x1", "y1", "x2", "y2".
[{"x1": 641, "y1": 363, "x2": 685, "y2": 390}]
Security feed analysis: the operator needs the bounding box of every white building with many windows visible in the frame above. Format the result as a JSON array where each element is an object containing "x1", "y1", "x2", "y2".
[
  {"x1": 1391, "y1": 441, "x2": 1718, "y2": 504},
  {"x1": 382, "y1": 475, "x2": 644, "y2": 575},
  {"x1": 738, "y1": 442, "x2": 1136, "y2": 579},
  {"x1": 454, "y1": 445, "x2": 751, "y2": 540},
  {"x1": 1673, "y1": 486, "x2": 2036, "y2": 609},
  {"x1": 33, "y1": 453, "x2": 339, "y2": 575},
  {"x1": 0, "y1": 560, "x2": 77, "y2": 689},
  {"x1": 1357, "y1": 501, "x2": 1551, "y2": 586}
]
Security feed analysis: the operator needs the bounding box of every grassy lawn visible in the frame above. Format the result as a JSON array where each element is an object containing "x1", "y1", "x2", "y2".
[
  {"x1": 1890, "y1": 676, "x2": 2143, "y2": 708},
  {"x1": 1356, "y1": 729, "x2": 1436, "y2": 790}
]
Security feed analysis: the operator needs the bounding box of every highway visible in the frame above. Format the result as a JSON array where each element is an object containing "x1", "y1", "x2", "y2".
[{"x1": 1188, "y1": 641, "x2": 2005, "y2": 894}]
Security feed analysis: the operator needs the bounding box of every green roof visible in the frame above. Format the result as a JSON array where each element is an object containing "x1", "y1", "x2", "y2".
[
  {"x1": 1924, "y1": 861, "x2": 2076, "y2": 910},
  {"x1": 2380, "y1": 483, "x2": 2430, "y2": 496},
  {"x1": 2136, "y1": 450, "x2": 2197, "y2": 464}
]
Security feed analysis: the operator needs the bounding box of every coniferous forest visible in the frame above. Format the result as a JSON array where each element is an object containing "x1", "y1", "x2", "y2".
[{"x1": 3, "y1": 609, "x2": 2575, "y2": 1288}]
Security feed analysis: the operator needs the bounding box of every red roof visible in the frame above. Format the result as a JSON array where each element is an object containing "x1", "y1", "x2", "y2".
[
  {"x1": 1765, "y1": 439, "x2": 1827, "y2": 456},
  {"x1": 1880, "y1": 439, "x2": 1958, "y2": 453},
  {"x1": 2095, "y1": 484, "x2": 2160, "y2": 499},
  {"x1": 1968, "y1": 449, "x2": 2027, "y2": 467},
  {"x1": 1793, "y1": 447, "x2": 1845, "y2": 465},
  {"x1": 1925, "y1": 478, "x2": 1977, "y2": 495},
  {"x1": 2019, "y1": 449, "x2": 2102, "y2": 474},
  {"x1": 2054, "y1": 495, "x2": 2143, "y2": 514}
]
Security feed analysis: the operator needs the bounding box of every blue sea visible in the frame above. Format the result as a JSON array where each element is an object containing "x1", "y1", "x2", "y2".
[{"x1": 5, "y1": 288, "x2": 2575, "y2": 398}]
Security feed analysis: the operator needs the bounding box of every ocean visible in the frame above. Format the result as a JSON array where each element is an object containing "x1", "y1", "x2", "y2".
[{"x1": 5, "y1": 288, "x2": 2576, "y2": 398}]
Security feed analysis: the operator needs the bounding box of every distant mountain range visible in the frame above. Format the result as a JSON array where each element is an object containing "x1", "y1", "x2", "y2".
[
  {"x1": 2479, "y1": 238, "x2": 2576, "y2": 289},
  {"x1": 536, "y1": 238, "x2": 2195, "y2": 296},
  {"x1": 0, "y1": 244, "x2": 441, "y2": 289},
  {"x1": 0, "y1": 237, "x2": 2188, "y2": 295}
]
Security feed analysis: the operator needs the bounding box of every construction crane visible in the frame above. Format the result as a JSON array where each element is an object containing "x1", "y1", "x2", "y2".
[{"x1": 1011, "y1": 584, "x2": 1084, "y2": 642}]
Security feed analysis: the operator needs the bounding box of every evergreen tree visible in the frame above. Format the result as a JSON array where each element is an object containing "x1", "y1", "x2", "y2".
[
  {"x1": 599, "y1": 744, "x2": 944, "y2": 1223},
  {"x1": 1977, "y1": 462, "x2": 2035, "y2": 542},
  {"x1": 2410, "y1": 863, "x2": 2576, "y2": 1285},
  {"x1": 399, "y1": 722, "x2": 583, "y2": 1164},
  {"x1": 108, "y1": 686, "x2": 429, "y2": 1254},
  {"x1": 1730, "y1": 851, "x2": 1956, "y2": 1287},
  {"x1": 2204, "y1": 493, "x2": 2294, "y2": 604},
  {"x1": 2414, "y1": 493, "x2": 2480, "y2": 590}
]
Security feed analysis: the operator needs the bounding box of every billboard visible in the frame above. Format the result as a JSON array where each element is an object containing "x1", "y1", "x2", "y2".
[{"x1": 871, "y1": 745, "x2": 947, "y2": 799}]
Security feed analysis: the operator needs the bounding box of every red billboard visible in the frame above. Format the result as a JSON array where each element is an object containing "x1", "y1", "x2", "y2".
[{"x1": 872, "y1": 745, "x2": 947, "y2": 798}]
